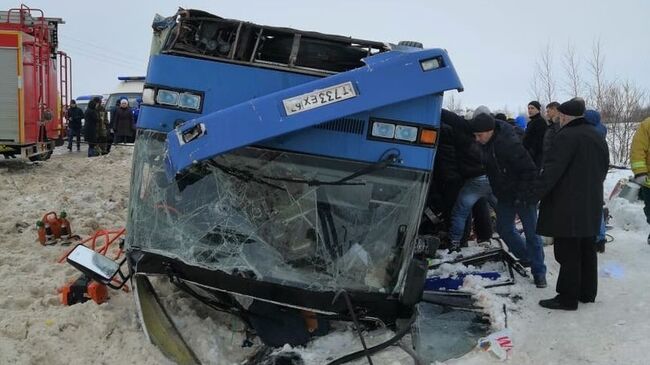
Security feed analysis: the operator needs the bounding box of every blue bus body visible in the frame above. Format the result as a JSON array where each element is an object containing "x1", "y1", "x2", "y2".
[{"x1": 127, "y1": 9, "x2": 463, "y2": 341}]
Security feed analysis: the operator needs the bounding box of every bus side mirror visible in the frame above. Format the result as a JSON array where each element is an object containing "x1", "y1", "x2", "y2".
[{"x1": 66, "y1": 244, "x2": 130, "y2": 289}]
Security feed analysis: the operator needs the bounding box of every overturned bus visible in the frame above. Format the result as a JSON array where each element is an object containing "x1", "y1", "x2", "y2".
[{"x1": 69, "y1": 8, "x2": 489, "y2": 364}]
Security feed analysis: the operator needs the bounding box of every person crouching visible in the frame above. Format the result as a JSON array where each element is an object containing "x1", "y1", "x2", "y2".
[{"x1": 471, "y1": 113, "x2": 548, "y2": 288}]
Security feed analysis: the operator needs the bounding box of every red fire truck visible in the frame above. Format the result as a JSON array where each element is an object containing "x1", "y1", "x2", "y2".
[{"x1": 0, "y1": 4, "x2": 71, "y2": 160}]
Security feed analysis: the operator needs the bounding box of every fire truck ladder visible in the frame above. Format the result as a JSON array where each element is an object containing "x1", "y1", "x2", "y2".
[{"x1": 58, "y1": 51, "x2": 72, "y2": 123}]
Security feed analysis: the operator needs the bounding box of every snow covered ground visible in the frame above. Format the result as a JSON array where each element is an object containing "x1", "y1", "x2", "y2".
[{"x1": 1, "y1": 147, "x2": 649, "y2": 365}]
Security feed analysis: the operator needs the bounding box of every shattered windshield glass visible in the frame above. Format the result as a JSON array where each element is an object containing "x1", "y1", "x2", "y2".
[{"x1": 127, "y1": 130, "x2": 429, "y2": 293}]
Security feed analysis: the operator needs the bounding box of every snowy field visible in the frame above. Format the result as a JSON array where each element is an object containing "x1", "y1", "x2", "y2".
[{"x1": 1, "y1": 146, "x2": 649, "y2": 365}]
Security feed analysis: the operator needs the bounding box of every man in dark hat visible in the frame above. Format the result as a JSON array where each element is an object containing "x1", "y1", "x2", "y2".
[
  {"x1": 524, "y1": 100, "x2": 548, "y2": 168},
  {"x1": 532, "y1": 98, "x2": 609, "y2": 310},
  {"x1": 440, "y1": 107, "x2": 495, "y2": 252},
  {"x1": 471, "y1": 112, "x2": 548, "y2": 288}
]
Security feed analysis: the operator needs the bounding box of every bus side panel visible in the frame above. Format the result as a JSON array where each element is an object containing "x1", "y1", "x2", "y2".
[{"x1": 262, "y1": 95, "x2": 442, "y2": 171}]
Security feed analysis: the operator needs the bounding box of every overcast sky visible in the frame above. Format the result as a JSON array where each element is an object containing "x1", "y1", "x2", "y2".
[{"x1": 13, "y1": 0, "x2": 650, "y2": 114}]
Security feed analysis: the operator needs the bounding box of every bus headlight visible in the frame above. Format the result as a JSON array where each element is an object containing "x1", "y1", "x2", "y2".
[
  {"x1": 394, "y1": 125, "x2": 418, "y2": 142},
  {"x1": 369, "y1": 118, "x2": 437, "y2": 147},
  {"x1": 142, "y1": 88, "x2": 155, "y2": 105},
  {"x1": 156, "y1": 89, "x2": 180, "y2": 106},
  {"x1": 420, "y1": 57, "x2": 443, "y2": 71},
  {"x1": 371, "y1": 122, "x2": 395, "y2": 139},
  {"x1": 143, "y1": 85, "x2": 203, "y2": 113},
  {"x1": 178, "y1": 92, "x2": 201, "y2": 111},
  {"x1": 180, "y1": 123, "x2": 206, "y2": 144}
]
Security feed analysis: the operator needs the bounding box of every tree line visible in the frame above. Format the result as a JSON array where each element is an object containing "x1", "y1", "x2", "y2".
[{"x1": 530, "y1": 39, "x2": 650, "y2": 165}]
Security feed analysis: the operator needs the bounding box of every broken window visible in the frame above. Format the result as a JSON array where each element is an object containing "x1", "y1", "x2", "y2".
[
  {"x1": 154, "y1": 9, "x2": 388, "y2": 75},
  {"x1": 127, "y1": 131, "x2": 430, "y2": 294}
]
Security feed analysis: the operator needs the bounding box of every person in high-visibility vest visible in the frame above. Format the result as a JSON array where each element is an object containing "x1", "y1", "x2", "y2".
[{"x1": 630, "y1": 116, "x2": 650, "y2": 245}]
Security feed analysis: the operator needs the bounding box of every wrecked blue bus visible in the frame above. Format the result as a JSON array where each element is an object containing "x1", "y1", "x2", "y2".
[{"x1": 121, "y1": 8, "x2": 467, "y2": 363}]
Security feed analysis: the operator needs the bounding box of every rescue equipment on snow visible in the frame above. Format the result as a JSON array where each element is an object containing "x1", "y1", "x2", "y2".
[
  {"x1": 59, "y1": 211, "x2": 72, "y2": 240},
  {"x1": 57, "y1": 228, "x2": 130, "y2": 305},
  {"x1": 44, "y1": 220, "x2": 55, "y2": 245},
  {"x1": 37, "y1": 211, "x2": 77, "y2": 245},
  {"x1": 58, "y1": 274, "x2": 109, "y2": 305},
  {"x1": 618, "y1": 180, "x2": 641, "y2": 202},
  {"x1": 36, "y1": 220, "x2": 46, "y2": 245},
  {"x1": 42, "y1": 211, "x2": 61, "y2": 238}
]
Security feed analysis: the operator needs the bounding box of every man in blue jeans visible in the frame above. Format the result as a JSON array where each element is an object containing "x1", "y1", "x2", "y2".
[
  {"x1": 441, "y1": 107, "x2": 495, "y2": 251},
  {"x1": 448, "y1": 175, "x2": 495, "y2": 250},
  {"x1": 471, "y1": 112, "x2": 547, "y2": 288}
]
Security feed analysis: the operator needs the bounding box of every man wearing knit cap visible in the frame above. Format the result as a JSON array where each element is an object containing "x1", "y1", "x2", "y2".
[
  {"x1": 471, "y1": 111, "x2": 548, "y2": 288},
  {"x1": 439, "y1": 107, "x2": 495, "y2": 251},
  {"x1": 532, "y1": 98, "x2": 609, "y2": 310},
  {"x1": 524, "y1": 100, "x2": 548, "y2": 169}
]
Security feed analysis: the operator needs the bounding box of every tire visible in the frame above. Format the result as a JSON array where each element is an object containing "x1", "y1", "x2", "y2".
[
  {"x1": 28, "y1": 151, "x2": 52, "y2": 162},
  {"x1": 398, "y1": 41, "x2": 423, "y2": 49}
]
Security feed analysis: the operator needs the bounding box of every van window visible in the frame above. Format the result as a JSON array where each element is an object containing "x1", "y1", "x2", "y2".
[{"x1": 105, "y1": 93, "x2": 142, "y2": 110}]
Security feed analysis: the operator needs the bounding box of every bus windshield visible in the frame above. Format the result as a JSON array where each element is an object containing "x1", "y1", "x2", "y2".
[{"x1": 127, "y1": 131, "x2": 430, "y2": 293}]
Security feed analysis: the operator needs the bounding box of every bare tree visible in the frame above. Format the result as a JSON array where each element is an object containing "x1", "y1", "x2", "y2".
[
  {"x1": 444, "y1": 91, "x2": 463, "y2": 113},
  {"x1": 562, "y1": 41, "x2": 582, "y2": 98},
  {"x1": 529, "y1": 75, "x2": 542, "y2": 104},
  {"x1": 587, "y1": 38, "x2": 606, "y2": 109},
  {"x1": 502, "y1": 104, "x2": 511, "y2": 118},
  {"x1": 527, "y1": 38, "x2": 650, "y2": 165},
  {"x1": 601, "y1": 80, "x2": 646, "y2": 164},
  {"x1": 531, "y1": 43, "x2": 556, "y2": 106}
]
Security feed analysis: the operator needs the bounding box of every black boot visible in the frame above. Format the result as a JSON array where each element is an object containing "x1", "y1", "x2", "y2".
[
  {"x1": 539, "y1": 296, "x2": 577, "y2": 311},
  {"x1": 595, "y1": 239, "x2": 606, "y2": 253},
  {"x1": 578, "y1": 296, "x2": 595, "y2": 303},
  {"x1": 448, "y1": 240, "x2": 461, "y2": 253},
  {"x1": 533, "y1": 275, "x2": 547, "y2": 288}
]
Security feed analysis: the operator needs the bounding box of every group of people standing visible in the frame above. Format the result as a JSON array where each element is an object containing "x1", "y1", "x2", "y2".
[
  {"x1": 430, "y1": 98, "x2": 610, "y2": 311},
  {"x1": 65, "y1": 97, "x2": 137, "y2": 157}
]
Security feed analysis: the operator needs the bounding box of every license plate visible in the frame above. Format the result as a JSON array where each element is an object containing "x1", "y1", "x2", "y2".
[{"x1": 282, "y1": 81, "x2": 357, "y2": 116}]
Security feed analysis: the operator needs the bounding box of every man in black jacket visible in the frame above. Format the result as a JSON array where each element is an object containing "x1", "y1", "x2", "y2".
[
  {"x1": 66, "y1": 100, "x2": 84, "y2": 152},
  {"x1": 523, "y1": 101, "x2": 548, "y2": 168},
  {"x1": 472, "y1": 113, "x2": 547, "y2": 288},
  {"x1": 441, "y1": 108, "x2": 494, "y2": 251},
  {"x1": 83, "y1": 97, "x2": 101, "y2": 157},
  {"x1": 533, "y1": 99, "x2": 609, "y2": 310},
  {"x1": 542, "y1": 101, "x2": 561, "y2": 160},
  {"x1": 421, "y1": 123, "x2": 461, "y2": 240}
]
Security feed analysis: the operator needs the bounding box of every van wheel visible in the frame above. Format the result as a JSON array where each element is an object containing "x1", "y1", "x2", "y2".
[{"x1": 28, "y1": 151, "x2": 52, "y2": 162}]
